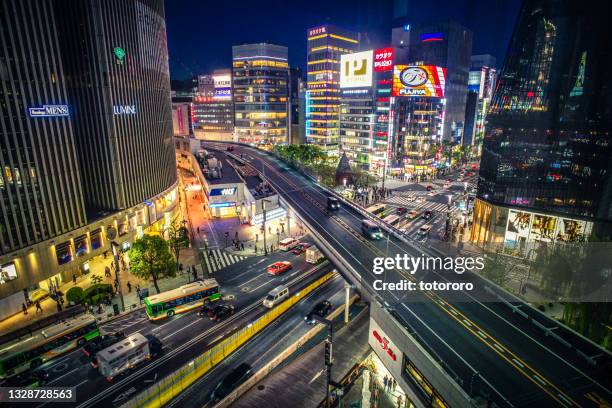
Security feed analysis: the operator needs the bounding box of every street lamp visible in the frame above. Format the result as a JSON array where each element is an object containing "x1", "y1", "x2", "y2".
[
  {"x1": 446, "y1": 194, "x2": 453, "y2": 243},
  {"x1": 262, "y1": 199, "x2": 271, "y2": 255}
]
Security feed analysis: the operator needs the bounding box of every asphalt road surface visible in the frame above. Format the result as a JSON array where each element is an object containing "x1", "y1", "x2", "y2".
[{"x1": 202, "y1": 142, "x2": 611, "y2": 408}]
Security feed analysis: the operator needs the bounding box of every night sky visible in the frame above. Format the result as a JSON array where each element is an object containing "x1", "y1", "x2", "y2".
[{"x1": 165, "y1": 0, "x2": 522, "y2": 80}]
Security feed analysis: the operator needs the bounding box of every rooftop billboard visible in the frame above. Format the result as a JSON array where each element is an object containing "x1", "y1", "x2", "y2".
[{"x1": 392, "y1": 65, "x2": 446, "y2": 97}]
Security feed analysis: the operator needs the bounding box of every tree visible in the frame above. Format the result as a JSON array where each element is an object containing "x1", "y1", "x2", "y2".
[
  {"x1": 167, "y1": 220, "x2": 190, "y2": 271},
  {"x1": 128, "y1": 235, "x2": 175, "y2": 293}
]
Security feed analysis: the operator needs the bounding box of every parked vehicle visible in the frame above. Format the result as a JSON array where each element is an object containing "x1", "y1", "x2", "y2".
[
  {"x1": 267, "y1": 261, "x2": 292, "y2": 275},
  {"x1": 306, "y1": 247, "x2": 324, "y2": 264},
  {"x1": 210, "y1": 363, "x2": 253, "y2": 403},
  {"x1": 304, "y1": 301, "x2": 333, "y2": 324},
  {"x1": 210, "y1": 305, "x2": 235, "y2": 322},
  {"x1": 263, "y1": 286, "x2": 289, "y2": 308}
]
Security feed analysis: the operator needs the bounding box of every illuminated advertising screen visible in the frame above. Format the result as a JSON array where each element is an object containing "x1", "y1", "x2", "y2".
[
  {"x1": 392, "y1": 65, "x2": 446, "y2": 97},
  {"x1": 504, "y1": 209, "x2": 593, "y2": 251},
  {"x1": 0, "y1": 263, "x2": 17, "y2": 284},
  {"x1": 504, "y1": 210, "x2": 532, "y2": 249},
  {"x1": 340, "y1": 50, "x2": 373, "y2": 89},
  {"x1": 374, "y1": 48, "x2": 394, "y2": 72},
  {"x1": 213, "y1": 74, "x2": 232, "y2": 100}
]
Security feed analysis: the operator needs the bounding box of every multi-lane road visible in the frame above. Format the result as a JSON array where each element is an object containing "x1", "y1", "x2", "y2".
[
  {"x1": 206, "y1": 142, "x2": 611, "y2": 408},
  {"x1": 19, "y1": 245, "x2": 338, "y2": 408}
]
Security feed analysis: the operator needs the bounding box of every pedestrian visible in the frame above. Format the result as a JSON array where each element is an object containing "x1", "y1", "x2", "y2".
[
  {"x1": 192, "y1": 267, "x2": 197, "y2": 281},
  {"x1": 22, "y1": 303, "x2": 28, "y2": 315},
  {"x1": 72, "y1": 273, "x2": 77, "y2": 285},
  {"x1": 105, "y1": 266, "x2": 111, "y2": 278},
  {"x1": 397, "y1": 395, "x2": 403, "y2": 408},
  {"x1": 197, "y1": 226, "x2": 200, "y2": 234},
  {"x1": 240, "y1": 242, "x2": 244, "y2": 251},
  {"x1": 127, "y1": 281, "x2": 132, "y2": 293},
  {"x1": 383, "y1": 375, "x2": 388, "y2": 390},
  {"x1": 35, "y1": 300, "x2": 42, "y2": 314},
  {"x1": 392, "y1": 378, "x2": 397, "y2": 392}
]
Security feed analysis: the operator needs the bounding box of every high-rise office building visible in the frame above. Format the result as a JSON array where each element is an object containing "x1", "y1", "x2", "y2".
[
  {"x1": 306, "y1": 25, "x2": 359, "y2": 154},
  {"x1": 402, "y1": 22, "x2": 472, "y2": 143},
  {"x1": 192, "y1": 69, "x2": 234, "y2": 141},
  {"x1": 232, "y1": 43, "x2": 289, "y2": 148},
  {"x1": 289, "y1": 68, "x2": 305, "y2": 145},
  {"x1": 0, "y1": 0, "x2": 178, "y2": 319},
  {"x1": 471, "y1": 0, "x2": 612, "y2": 249},
  {"x1": 464, "y1": 55, "x2": 496, "y2": 149}
]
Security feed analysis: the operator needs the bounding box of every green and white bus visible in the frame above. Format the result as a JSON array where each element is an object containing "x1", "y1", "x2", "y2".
[
  {"x1": 0, "y1": 315, "x2": 100, "y2": 378},
  {"x1": 144, "y1": 279, "x2": 221, "y2": 320}
]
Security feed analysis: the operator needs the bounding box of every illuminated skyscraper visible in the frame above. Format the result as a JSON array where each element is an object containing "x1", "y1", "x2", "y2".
[
  {"x1": 232, "y1": 43, "x2": 289, "y2": 148},
  {"x1": 306, "y1": 25, "x2": 359, "y2": 154},
  {"x1": 471, "y1": 0, "x2": 612, "y2": 248}
]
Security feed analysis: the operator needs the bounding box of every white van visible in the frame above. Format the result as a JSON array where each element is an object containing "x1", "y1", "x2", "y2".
[
  {"x1": 263, "y1": 286, "x2": 289, "y2": 308},
  {"x1": 305, "y1": 246, "x2": 324, "y2": 264}
]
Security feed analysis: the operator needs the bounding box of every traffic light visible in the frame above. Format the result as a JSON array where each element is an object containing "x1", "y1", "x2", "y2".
[{"x1": 324, "y1": 340, "x2": 333, "y2": 366}]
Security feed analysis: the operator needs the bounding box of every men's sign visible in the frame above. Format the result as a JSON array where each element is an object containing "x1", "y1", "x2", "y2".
[{"x1": 28, "y1": 105, "x2": 69, "y2": 117}]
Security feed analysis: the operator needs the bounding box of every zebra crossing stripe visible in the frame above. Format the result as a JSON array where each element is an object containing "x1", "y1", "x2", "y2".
[{"x1": 202, "y1": 249, "x2": 246, "y2": 273}]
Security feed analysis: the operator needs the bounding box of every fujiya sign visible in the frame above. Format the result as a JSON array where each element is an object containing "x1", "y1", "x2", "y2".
[
  {"x1": 113, "y1": 105, "x2": 136, "y2": 115},
  {"x1": 369, "y1": 318, "x2": 398, "y2": 365},
  {"x1": 28, "y1": 105, "x2": 69, "y2": 117}
]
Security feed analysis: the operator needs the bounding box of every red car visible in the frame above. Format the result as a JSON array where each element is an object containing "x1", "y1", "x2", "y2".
[
  {"x1": 291, "y1": 243, "x2": 312, "y2": 255},
  {"x1": 267, "y1": 261, "x2": 292, "y2": 275},
  {"x1": 396, "y1": 207, "x2": 408, "y2": 215}
]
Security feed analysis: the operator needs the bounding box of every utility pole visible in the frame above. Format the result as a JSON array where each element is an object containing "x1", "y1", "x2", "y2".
[
  {"x1": 262, "y1": 199, "x2": 270, "y2": 256},
  {"x1": 312, "y1": 315, "x2": 338, "y2": 408},
  {"x1": 111, "y1": 241, "x2": 125, "y2": 312}
]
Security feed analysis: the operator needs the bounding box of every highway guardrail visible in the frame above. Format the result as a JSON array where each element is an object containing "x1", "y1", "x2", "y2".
[
  {"x1": 213, "y1": 294, "x2": 361, "y2": 408},
  {"x1": 119, "y1": 270, "x2": 337, "y2": 408}
]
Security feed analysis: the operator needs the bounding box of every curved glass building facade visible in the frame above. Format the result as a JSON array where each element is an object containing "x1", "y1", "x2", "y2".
[{"x1": 472, "y1": 0, "x2": 612, "y2": 247}]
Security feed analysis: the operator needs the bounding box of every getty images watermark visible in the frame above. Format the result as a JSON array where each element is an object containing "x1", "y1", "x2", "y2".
[{"x1": 371, "y1": 254, "x2": 485, "y2": 292}]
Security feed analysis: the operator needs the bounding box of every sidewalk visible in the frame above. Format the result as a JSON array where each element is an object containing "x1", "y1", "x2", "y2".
[{"x1": 0, "y1": 162, "x2": 206, "y2": 335}]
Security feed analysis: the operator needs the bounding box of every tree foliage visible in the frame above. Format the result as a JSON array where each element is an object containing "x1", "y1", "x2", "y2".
[
  {"x1": 274, "y1": 144, "x2": 339, "y2": 187},
  {"x1": 167, "y1": 219, "x2": 190, "y2": 270},
  {"x1": 128, "y1": 234, "x2": 176, "y2": 293}
]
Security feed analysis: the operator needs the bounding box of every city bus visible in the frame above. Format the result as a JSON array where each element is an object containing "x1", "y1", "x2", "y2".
[
  {"x1": 0, "y1": 315, "x2": 100, "y2": 378},
  {"x1": 144, "y1": 279, "x2": 221, "y2": 320},
  {"x1": 96, "y1": 333, "x2": 151, "y2": 381}
]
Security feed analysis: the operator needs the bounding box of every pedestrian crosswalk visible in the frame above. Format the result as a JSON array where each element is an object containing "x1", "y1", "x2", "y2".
[
  {"x1": 202, "y1": 249, "x2": 246, "y2": 274},
  {"x1": 383, "y1": 196, "x2": 450, "y2": 213}
]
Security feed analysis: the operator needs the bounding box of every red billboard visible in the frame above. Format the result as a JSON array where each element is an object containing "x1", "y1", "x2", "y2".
[{"x1": 374, "y1": 48, "x2": 394, "y2": 72}]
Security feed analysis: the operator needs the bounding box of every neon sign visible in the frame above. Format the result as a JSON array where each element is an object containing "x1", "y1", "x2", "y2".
[{"x1": 374, "y1": 48, "x2": 394, "y2": 72}]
